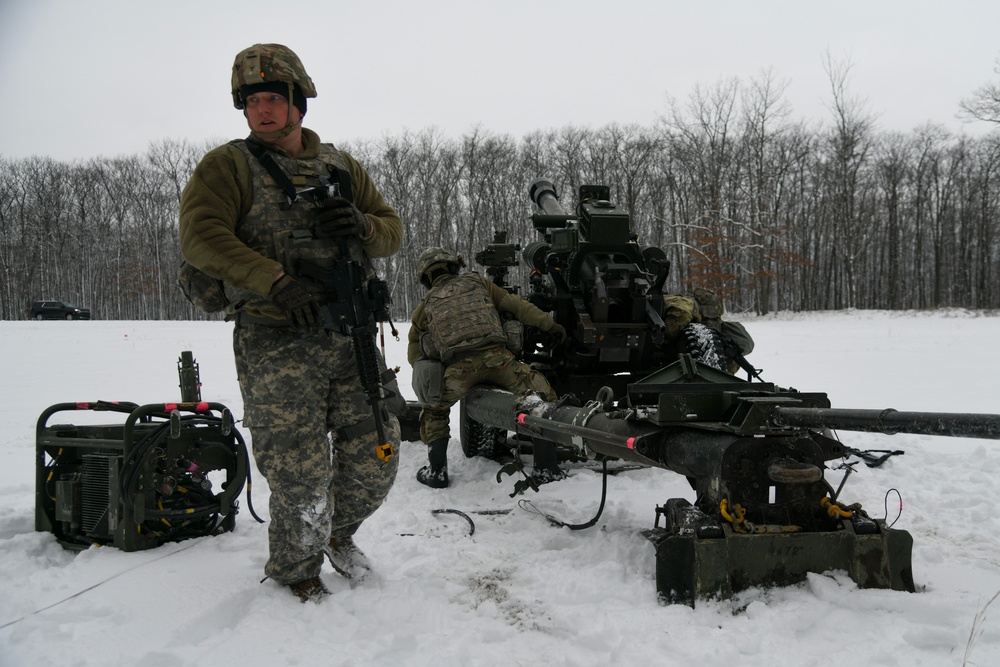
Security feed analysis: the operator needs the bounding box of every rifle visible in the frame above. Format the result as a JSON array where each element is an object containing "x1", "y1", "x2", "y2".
[{"x1": 294, "y1": 183, "x2": 400, "y2": 464}]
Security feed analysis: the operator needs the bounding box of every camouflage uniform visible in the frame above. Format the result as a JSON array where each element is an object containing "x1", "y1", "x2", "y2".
[
  {"x1": 234, "y1": 325, "x2": 398, "y2": 584},
  {"x1": 179, "y1": 128, "x2": 401, "y2": 586},
  {"x1": 409, "y1": 271, "x2": 558, "y2": 444},
  {"x1": 419, "y1": 346, "x2": 555, "y2": 443}
]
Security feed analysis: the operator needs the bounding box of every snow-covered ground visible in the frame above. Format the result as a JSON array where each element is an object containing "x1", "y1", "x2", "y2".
[{"x1": 2, "y1": 310, "x2": 1000, "y2": 667}]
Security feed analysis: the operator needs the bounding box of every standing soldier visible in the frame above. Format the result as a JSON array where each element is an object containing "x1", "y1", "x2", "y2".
[
  {"x1": 178, "y1": 44, "x2": 402, "y2": 603},
  {"x1": 408, "y1": 247, "x2": 567, "y2": 488}
]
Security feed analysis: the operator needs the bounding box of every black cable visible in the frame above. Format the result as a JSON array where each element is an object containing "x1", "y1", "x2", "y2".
[
  {"x1": 229, "y1": 424, "x2": 264, "y2": 523},
  {"x1": 120, "y1": 420, "x2": 171, "y2": 501},
  {"x1": 884, "y1": 487, "x2": 903, "y2": 528},
  {"x1": 119, "y1": 411, "x2": 258, "y2": 539},
  {"x1": 167, "y1": 414, "x2": 258, "y2": 524},
  {"x1": 430, "y1": 508, "x2": 476, "y2": 535},
  {"x1": 518, "y1": 459, "x2": 609, "y2": 530},
  {"x1": 845, "y1": 446, "x2": 905, "y2": 468}
]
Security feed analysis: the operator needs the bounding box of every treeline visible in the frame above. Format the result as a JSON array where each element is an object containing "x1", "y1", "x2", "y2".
[
  {"x1": 3, "y1": 73, "x2": 1000, "y2": 321},
  {"x1": 0, "y1": 139, "x2": 210, "y2": 321}
]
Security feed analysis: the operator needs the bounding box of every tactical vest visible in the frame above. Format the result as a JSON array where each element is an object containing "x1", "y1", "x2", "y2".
[
  {"x1": 223, "y1": 140, "x2": 367, "y2": 318},
  {"x1": 424, "y1": 273, "x2": 508, "y2": 362}
]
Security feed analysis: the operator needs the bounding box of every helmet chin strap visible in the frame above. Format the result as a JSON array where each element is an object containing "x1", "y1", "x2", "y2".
[{"x1": 248, "y1": 120, "x2": 301, "y2": 144}]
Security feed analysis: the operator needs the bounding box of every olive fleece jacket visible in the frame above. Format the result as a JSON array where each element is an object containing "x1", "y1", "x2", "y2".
[
  {"x1": 407, "y1": 274, "x2": 558, "y2": 365},
  {"x1": 179, "y1": 128, "x2": 402, "y2": 298}
]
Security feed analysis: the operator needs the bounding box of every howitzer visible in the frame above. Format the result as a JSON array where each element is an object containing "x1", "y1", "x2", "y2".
[{"x1": 445, "y1": 178, "x2": 1000, "y2": 604}]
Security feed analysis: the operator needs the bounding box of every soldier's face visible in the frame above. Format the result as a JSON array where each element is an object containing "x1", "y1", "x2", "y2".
[{"x1": 244, "y1": 92, "x2": 302, "y2": 132}]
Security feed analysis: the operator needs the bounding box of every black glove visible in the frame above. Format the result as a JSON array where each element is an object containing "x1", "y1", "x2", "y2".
[
  {"x1": 269, "y1": 274, "x2": 321, "y2": 329},
  {"x1": 314, "y1": 196, "x2": 371, "y2": 237},
  {"x1": 549, "y1": 323, "x2": 567, "y2": 344}
]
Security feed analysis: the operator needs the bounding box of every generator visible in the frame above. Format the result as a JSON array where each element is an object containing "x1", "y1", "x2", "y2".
[{"x1": 35, "y1": 351, "x2": 252, "y2": 551}]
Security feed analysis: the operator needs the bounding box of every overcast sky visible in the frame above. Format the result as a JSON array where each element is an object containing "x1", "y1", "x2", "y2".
[{"x1": 2, "y1": 0, "x2": 998, "y2": 162}]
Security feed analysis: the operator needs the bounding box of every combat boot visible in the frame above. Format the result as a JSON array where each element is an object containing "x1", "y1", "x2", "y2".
[
  {"x1": 416, "y1": 438, "x2": 449, "y2": 488},
  {"x1": 324, "y1": 535, "x2": 372, "y2": 584},
  {"x1": 288, "y1": 576, "x2": 330, "y2": 603}
]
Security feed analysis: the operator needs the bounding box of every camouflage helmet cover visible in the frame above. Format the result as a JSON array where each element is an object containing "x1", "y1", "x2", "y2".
[
  {"x1": 231, "y1": 43, "x2": 317, "y2": 109},
  {"x1": 417, "y1": 247, "x2": 464, "y2": 286}
]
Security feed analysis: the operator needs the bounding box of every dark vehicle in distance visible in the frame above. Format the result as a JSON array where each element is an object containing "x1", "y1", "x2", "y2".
[{"x1": 30, "y1": 301, "x2": 91, "y2": 320}]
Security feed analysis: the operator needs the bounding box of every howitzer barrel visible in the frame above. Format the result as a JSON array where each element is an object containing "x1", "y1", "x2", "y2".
[
  {"x1": 529, "y1": 178, "x2": 566, "y2": 216},
  {"x1": 529, "y1": 178, "x2": 574, "y2": 229},
  {"x1": 769, "y1": 406, "x2": 1000, "y2": 440}
]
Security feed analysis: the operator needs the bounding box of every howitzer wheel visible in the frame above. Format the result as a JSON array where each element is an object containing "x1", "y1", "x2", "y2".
[{"x1": 459, "y1": 398, "x2": 508, "y2": 459}]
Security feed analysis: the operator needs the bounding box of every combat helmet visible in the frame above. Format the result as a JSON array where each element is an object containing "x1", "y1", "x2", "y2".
[
  {"x1": 231, "y1": 44, "x2": 316, "y2": 143},
  {"x1": 417, "y1": 247, "x2": 464, "y2": 288},
  {"x1": 231, "y1": 43, "x2": 317, "y2": 110}
]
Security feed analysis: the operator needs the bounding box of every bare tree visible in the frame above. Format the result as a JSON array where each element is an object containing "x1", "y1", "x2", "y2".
[
  {"x1": 737, "y1": 69, "x2": 795, "y2": 314},
  {"x1": 872, "y1": 131, "x2": 913, "y2": 310},
  {"x1": 820, "y1": 52, "x2": 877, "y2": 310},
  {"x1": 551, "y1": 126, "x2": 592, "y2": 202},
  {"x1": 960, "y1": 58, "x2": 1000, "y2": 124},
  {"x1": 458, "y1": 127, "x2": 520, "y2": 261},
  {"x1": 660, "y1": 78, "x2": 744, "y2": 298}
]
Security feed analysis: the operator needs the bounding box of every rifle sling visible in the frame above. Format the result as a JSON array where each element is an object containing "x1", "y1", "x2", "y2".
[
  {"x1": 336, "y1": 416, "x2": 376, "y2": 442},
  {"x1": 245, "y1": 138, "x2": 298, "y2": 201}
]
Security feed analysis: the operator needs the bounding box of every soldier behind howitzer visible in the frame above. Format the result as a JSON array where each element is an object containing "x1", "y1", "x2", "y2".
[
  {"x1": 178, "y1": 43, "x2": 402, "y2": 603},
  {"x1": 408, "y1": 247, "x2": 568, "y2": 489}
]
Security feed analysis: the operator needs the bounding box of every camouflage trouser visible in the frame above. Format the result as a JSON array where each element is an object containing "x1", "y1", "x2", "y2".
[
  {"x1": 419, "y1": 346, "x2": 556, "y2": 444},
  {"x1": 233, "y1": 324, "x2": 400, "y2": 585}
]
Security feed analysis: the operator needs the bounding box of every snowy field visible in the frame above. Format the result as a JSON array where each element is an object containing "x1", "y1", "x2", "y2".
[{"x1": 2, "y1": 310, "x2": 1000, "y2": 667}]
